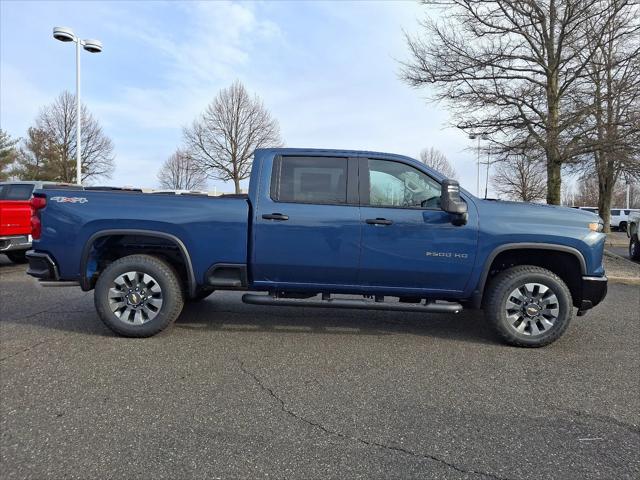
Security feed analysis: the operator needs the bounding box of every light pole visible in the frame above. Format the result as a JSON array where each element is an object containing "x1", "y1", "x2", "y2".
[
  {"x1": 484, "y1": 144, "x2": 491, "y2": 199},
  {"x1": 469, "y1": 134, "x2": 480, "y2": 196},
  {"x1": 469, "y1": 133, "x2": 488, "y2": 196},
  {"x1": 53, "y1": 27, "x2": 102, "y2": 185}
]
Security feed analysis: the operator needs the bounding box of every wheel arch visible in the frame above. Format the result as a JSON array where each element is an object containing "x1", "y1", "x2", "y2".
[
  {"x1": 473, "y1": 243, "x2": 587, "y2": 309},
  {"x1": 80, "y1": 229, "x2": 196, "y2": 297}
]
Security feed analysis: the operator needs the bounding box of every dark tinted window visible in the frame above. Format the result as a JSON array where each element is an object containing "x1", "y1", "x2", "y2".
[
  {"x1": 0, "y1": 185, "x2": 6, "y2": 199},
  {"x1": 271, "y1": 156, "x2": 348, "y2": 204},
  {"x1": 624, "y1": 210, "x2": 631, "y2": 215},
  {"x1": 5, "y1": 184, "x2": 34, "y2": 200},
  {"x1": 611, "y1": 209, "x2": 621, "y2": 216}
]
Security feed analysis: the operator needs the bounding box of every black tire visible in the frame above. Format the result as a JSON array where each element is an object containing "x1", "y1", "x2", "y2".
[
  {"x1": 484, "y1": 266, "x2": 573, "y2": 347},
  {"x1": 6, "y1": 250, "x2": 28, "y2": 264},
  {"x1": 630, "y1": 234, "x2": 640, "y2": 261},
  {"x1": 619, "y1": 222, "x2": 627, "y2": 233},
  {"x1": 187, "y1": 289, "x2": 215, "y2": 302},
  {"x1": 94, "y1": 254, "x2": 184, "y2": 337}
]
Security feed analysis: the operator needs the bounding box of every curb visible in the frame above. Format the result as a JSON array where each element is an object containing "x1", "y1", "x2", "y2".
[
  {"x1": 607, "y1": 276, "x2": 640, "y2": 286},
  {"x1": 603, "y1": 250, "x2": 640, "y2": 284},
  {"x1": 604, "y1": 250, "x2": 629, "y2": 261}
]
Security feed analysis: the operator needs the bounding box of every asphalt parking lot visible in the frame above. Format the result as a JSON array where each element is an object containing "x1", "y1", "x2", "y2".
[{"x1": 1, "y1": 256, "x2": 639, "y2": 480}]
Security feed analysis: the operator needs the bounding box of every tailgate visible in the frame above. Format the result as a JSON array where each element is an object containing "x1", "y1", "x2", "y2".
[{"x1": 0, "y1": 200, "x2": 32, "y2": 236}]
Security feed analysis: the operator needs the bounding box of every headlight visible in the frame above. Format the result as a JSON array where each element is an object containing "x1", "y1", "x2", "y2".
[{"x1": 588, "y1": 222, "x2": 604, "y2": 232}]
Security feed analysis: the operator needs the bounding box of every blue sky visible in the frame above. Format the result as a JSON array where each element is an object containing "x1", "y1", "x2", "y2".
[{"x1": 1, "y1": 0, "x2": 481, "y2": 193}]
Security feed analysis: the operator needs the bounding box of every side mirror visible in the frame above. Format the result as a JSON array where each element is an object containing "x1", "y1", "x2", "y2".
[{"x1": 441, "y1": 179, "x2": 468, "y2": 225}]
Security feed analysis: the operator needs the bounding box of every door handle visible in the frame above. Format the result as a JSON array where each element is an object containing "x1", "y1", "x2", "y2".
[
  {"x1": 365, "y1": 218, "x2": 393, "y2": 226},
  {"x1": 262, "y1": 213, "x2": 289, "y2": 221}
]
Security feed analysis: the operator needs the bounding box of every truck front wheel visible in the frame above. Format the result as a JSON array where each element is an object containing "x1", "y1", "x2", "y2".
[
  {"x1": 94, "y1": 254, "x2": 184, "y2": 337},
  {"x1": 484, "y1": 266, "x2": 573, "y2": 347}
]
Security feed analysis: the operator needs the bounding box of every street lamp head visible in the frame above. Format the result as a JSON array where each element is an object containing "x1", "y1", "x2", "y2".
[
  {"x1": 469, "y1": 134, "x2": 477, "y2": 140},
  {"x1": 53, "y1": 26, "x2": 76, "y2": 42},
  {"x1": 82, "y1": 39, "x2": 103, "y2": 53}
]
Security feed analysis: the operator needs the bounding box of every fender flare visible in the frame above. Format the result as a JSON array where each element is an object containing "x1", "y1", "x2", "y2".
[
  {"x1": 80, "y1": 229, "x2": 196, "y2": 296},
  {"x1": 471, "y1": 242, "x2": 587, "y2": 308}
]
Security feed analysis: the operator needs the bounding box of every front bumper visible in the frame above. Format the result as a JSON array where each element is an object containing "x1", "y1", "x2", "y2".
[
  {"x1": 579, "y1": 275, "x2": 608, "y2": 312},
  {"x1": 0, "y1": 235, "x2": 31, "y2": 252},
  {"x1": 26, "y1": 251, "x2": 59, "y2": 280}
]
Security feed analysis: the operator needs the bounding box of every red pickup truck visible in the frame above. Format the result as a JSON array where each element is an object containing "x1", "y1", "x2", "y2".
[{"x1": 0, "y1": 181, "x2": 80, "y2": 263}]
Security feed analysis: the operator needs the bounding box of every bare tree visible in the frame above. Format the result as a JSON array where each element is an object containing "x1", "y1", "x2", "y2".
[
  {"x1": 571, "y1": 0, "x2": 640, "y2": 230},
  {"x1": 183, "y1": 80, "x2": 282, "y2": 194},
  {"x1": 612, "y1": 178, "x2": 640, "y2": 208},
  {"x1": 492, "y1": 154, "x2": 547, "y2": 202},
  {"x1": 402, "y1": 0, "x2": 624, "y2": 205},
  {"x1": 419, "y1": 147, "x2": 457, "y2": 178},
  {"x1": 13, "y1": 92, "x2": 114, "y2": 183},
  {"x1": 157, "y1": 149, "x2": 207, "y2": 190},
  {"x1": 568, "y1": 175, "x2": 600, "y2": 207},
  {"x1": 0, "y1": 129, "x2": 18, "y2": 181}
]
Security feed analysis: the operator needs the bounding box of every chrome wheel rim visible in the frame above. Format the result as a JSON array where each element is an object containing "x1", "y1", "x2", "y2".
[
  {"x1": 505, "y1": 283, "x2": 559, "y2": 336},
  {"x1": 108, "y1": 271, "x2": 163, "y2": 325}
]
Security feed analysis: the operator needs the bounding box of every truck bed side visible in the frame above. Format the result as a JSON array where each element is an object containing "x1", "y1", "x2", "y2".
[{"x1": 33, "y1": 190, "x2": 249, "y2": 287}]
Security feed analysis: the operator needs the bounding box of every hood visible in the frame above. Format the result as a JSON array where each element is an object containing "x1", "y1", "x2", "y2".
[{"x1": 475, "y1": 199, "x2": 602, "y2": 228}]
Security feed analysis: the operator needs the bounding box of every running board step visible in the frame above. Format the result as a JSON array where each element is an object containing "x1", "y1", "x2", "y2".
[{"x1": 241, "y1": 294, "x2": 463, "y2": 313}]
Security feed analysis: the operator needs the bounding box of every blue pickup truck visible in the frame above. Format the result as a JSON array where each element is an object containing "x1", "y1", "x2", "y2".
[{"x1": 26, "y1": 148, "x2": 607, "y2": 347}]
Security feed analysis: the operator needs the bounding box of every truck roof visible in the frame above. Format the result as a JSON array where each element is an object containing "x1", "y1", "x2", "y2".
[{"x1": 255, "y1": 147, "x2": 418, "y2": 164}]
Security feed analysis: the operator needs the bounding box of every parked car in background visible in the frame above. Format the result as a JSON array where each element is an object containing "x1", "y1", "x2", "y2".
[
  {"x1": 0, "y1": 181, "x2": 81, "y2": 263},
  {"x1": 627, "y1": 210, "x2": 640, "y2": 260},
  {"x1": 611, "y1": 208, "x2": 640, "y2": 232},
  {"x1": 26, "y1": 148, "x2": 607, "y2": 347}
]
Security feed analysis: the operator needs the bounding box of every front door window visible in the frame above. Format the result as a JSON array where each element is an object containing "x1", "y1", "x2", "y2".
[{"x1": 368, "y1": 159, "x2": 441, "y2": 209}]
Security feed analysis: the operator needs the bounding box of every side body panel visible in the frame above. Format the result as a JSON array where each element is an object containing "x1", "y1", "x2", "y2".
[
  {"x1": 357, "y1": 205, "x2": 479, "y2": 294},
  {"x1": 249, "y1": 152, "x2": 361, "y2": 287},
  {"x1": 465, "y1": 200, "x2": 606, "y2": 297}
]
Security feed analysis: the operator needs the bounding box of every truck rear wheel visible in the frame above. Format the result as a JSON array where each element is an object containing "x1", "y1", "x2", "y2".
[
  {"x1": 484, "y1": 266, "x2": 573, "y2": 347},
  {"x1": 94, "y1": 254, "x2": 184, "y2": 337}
]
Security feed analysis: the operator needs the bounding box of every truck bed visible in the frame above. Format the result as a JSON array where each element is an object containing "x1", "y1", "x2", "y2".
[{"x1": 34, "y1": 189, "x2": 250, "y2": 283}]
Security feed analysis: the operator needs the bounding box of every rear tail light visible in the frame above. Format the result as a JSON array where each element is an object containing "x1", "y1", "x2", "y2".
[
  {"x1": 31, "y1": 197, "x2": 47, "y2": 210},
  {"x1": 30, "y1": 196, "x2": 47, "y2": 240}
]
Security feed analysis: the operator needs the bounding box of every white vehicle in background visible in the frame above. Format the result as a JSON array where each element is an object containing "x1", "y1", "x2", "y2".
[
  {"x1": 572, "y1": 206, "x2": 639, "y2": 232},
  {"x1": 611, "y1": 208, "x2": 640, "y2": 232},
  {"x1": 627, "y1": 211, "x2": 640, "y2": 260}
]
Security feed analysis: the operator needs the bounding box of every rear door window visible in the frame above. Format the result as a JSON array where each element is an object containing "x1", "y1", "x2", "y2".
[
  {"x1": 271, "y1": 156, "x2": 348, "y2": 205},
  {"x1": 4, "y1": 184, "x2": 34, "y2": 200},
  {"x1": 611, "y1": 209, "x2": 620, "y2": 216}
]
